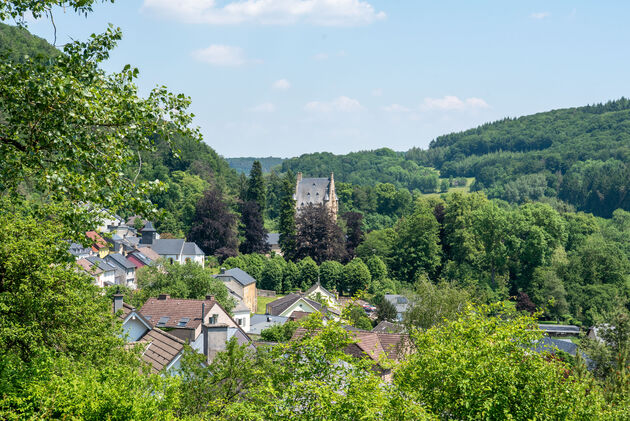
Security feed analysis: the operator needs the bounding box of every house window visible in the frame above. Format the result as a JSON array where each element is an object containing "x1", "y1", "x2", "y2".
[
  {"x1": 177, "y1": 317, "x2": 190, "y2": 327},
  {"x1": 169, "y1": 258, "x2": 174, "y2": 264},
  {"x1": 237, "y1": 318, "x2": 242, "y2": 326},
  {"x1": 209, "y1": 314, "x2": 219, "y2": 324},
  {"x1": 157, "y1": 316, "x2": 170, "y2": 327}
]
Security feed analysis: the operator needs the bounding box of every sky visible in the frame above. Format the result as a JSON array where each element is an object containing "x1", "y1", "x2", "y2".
[{"x1": 21, "y1": 1, "x2": 630, "y2": 158}]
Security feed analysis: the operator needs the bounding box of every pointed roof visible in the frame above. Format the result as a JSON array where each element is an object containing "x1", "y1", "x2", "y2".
[{"x1": 141, "y1": 221, "x2": 157, "y2": 233}]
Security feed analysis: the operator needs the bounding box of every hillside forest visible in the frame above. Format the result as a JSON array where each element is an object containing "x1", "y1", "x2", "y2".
[{"x1": 1, "y1": 3, "x2": 630, "y2": 419}]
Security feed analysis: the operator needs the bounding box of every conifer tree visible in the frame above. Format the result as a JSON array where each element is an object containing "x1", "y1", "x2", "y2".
[
  {"x1": 246, "y1": 161, "x2": 266, "y2": 213},
  {"x1": 279, "y1": 171, "x2": 297, "y2": 260}
]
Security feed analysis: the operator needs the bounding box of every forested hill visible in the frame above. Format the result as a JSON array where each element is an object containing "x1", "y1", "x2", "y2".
[
  {"x1": 282, "y1": 99, "x2": 630, "y2": 217},
  {"x1": 0, "y1": 22, "x2": 59, "y2": 60},
  {"x1": 227, "y1": 157, "x2": 285, "y2": 174}
]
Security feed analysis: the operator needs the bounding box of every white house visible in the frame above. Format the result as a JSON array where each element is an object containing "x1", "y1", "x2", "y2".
[
  {"x1": 139, "y1": 222, "x2": 205, "y2": 265},
  {"x1": 304, "y1": 282, "x2": 339, "y2": 309}
]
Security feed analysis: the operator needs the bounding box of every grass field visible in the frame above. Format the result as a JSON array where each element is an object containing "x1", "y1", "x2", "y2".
[
  {"x1": 422, "y1": 177, "x2": 475, "y2": 199},
  {"x1": 256, "y1": 294, "x2": 284, "y2": 314}
]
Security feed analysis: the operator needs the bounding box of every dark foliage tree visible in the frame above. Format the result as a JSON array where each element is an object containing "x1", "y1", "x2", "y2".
[
  {"x1": 239, "y1": 200, "x2": 269, "y2": 255},
  {"x1": 344, "y1": 211, "x2": 364, "y2": 259},
  {"x1": 246, "y1": 160, "x2": 266, "y2": 213},
  {"x1": 515, "y1": 292, "x2": 536, "y2": 314},
  {"x1": 279, "y1": 171, "x2": 297, "y2": 259},
  {"x1": 189, "y1": 187, "x2": 238, "y2": 260},
  {"x1": 295, "y1": 203, "x2": 347, "y2": 264}
]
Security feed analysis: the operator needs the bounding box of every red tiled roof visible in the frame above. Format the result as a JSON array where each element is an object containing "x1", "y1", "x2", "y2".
[
  {"x1": 86, "y1": 231, "x2": 108, "y2": 250},
  {"x1": 140, "y1": 297, "x2": 216, "y2": 330},
  {"x1": 291, "y1": 327, "x2": 411, "y2": 363},
  {"x1": 137, "y1": 328, "x2": 185, "y2": 373},
  {"x1": 76, "y1": 258, "x2": 102, "y2": 275}
]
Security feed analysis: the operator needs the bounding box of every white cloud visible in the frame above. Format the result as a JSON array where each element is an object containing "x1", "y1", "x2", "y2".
[
  {"x1": 305, "y1": 96, "x2": 363, "y2": 112},
  {"x1": 382, "y1": 104, "x2": 410, "y2": 113},
  {"x1": 420, "y1": 96, "x2": 489, "y2": 111},
  {"x1": 530, "y1": 12, "x2": 550, "y2": 19},
  {"x1": 313, "y1": 52, "x2": 329, "y2": 60},
  {"x1": 142, "y1": 0, "x2": 386, "y2": 26},
  {"x1": 273, "y1": 79, "x2": 291, "y2": 90},
  {"x1": 249, "y1": 102, "x2": 276, "y2": 112},
  {"x1": 192, "y1": 45, "x2": 257, "y2": 66}
]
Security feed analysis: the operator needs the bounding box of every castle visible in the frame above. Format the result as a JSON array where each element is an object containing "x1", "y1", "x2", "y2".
[{"x1": 294, "y1": 172, "x2": 338, "y2": 221}]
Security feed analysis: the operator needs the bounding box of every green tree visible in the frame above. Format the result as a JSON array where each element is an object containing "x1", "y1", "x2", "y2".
[
  {"x1": 261, "y1": 256, "x2": 285, "y2": 293},
  {"x1": 365, "y1": 255, "x2": 387, "y2": 282},
  {"x1": 0, "y1": 25, "x2": 198, "y2": 233},
  {"x1": 319, "y1": 260, "x2": 344, "y2": 292},
  {"x1": 391, "y1": 200, "x2": 441, "y2": 282},
  {"x1": 278, "y1": 171, "x2": 297, "y2": 259},
  {"x1": 136, "y1": 259, "x2": 232, "y2": 310},
  {"x1": 396, "y1": 303, "x2": 609, "y2": 420},
  {"x1": 260, "y1": 321, "x2": 299, "y2": 342},
  {"x1": 297, "y1": 257, "x2": 319, "y2": 291},
  {"x1": 342, "y1": 258, "x2": 371, "y2": 296},
  {"x1": 282, "y1": 260, "x2": 299, "y2": 293},
  {"x1": 403, "y1": 278, "x2": 470, "y2": 330}
]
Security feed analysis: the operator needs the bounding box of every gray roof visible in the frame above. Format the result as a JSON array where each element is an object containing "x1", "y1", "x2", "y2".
[
  {"x1": 86, "y1": 256, "x2": 116, "y2": 273},
  {"x1": 249, "y1": 314, "x2": 289, "y2": 335},
  {"x1": 295, "y1": 177, "x2": 333, "y2": 207},
  {"x1": 538, "y1": 324, "x2": 581, "y2": 335},
  {"x1": 532, "y1": 337, "x2": 579, "y2": 356},
  {"x1": 372, "y1": 321, "x2": 405, "y2": 334},
  {"x1": 141, "y1": 221, "x2": 157, "y2": 232},
  {"x1": 182, "y1": 241, "x2": 204, "y2": 256},
  {"x1": 215, "y1": 268, "x2": 257, "y2": 286},
  {"x1": 106, "y1": 253, "x2": 136, "y2": 270},
  {"x1": 148, "y1": 239, "x2": 204, "y2": 257},
  {"x1": 266, "y1": 233, "x2": 280, "y2": 246},
  {"x1": 265, "y1": 293, "x2": 322, "y2": 316},
  {"x1": 68, "y1": 242, "x2": 91, "y2": 256}
]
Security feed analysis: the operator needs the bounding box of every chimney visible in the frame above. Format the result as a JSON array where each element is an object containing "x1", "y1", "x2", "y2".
[
  {"x1": 206, "y1": 295, "x2": 215, "y2": 301},
  {"x1": 113, "y1": 294, "x2": 124, "y2": 313},
  {"x1": 158, "y1": 294, "x2": 170, "y2": 300},
  {"x1": 220, "y1": 267, "x2": 226, "y2": 274},
  {"x1": 202, "y1": 302, "x2": 206, "y2": 323},
  {"x1": 202, "y1": 323, "x2": 208, "y2": 358},
  {"x1": 296, "y1": 172, "x2": 302, "y2": 183}
]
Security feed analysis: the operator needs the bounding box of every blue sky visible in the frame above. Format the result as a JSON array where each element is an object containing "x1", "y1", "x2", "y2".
[{"x1": 23, "y1": 1, "x2": 630, "y2": 158}]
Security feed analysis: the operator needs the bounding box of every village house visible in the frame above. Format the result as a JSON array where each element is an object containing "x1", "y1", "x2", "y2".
[
  {"x1": 139, "y1": 222, "x2": 205, "y2": 265},
  {"x1": 292, "y1": 327, "x2": 411, "y2": 382},
  {"x1": 213, "y1": 267, "x2": 258, "y2": 313},
  {"x1": 138, "y1": 294, "x2": 251, "y2": 362},
  {"x1": 104, "y1": 253, "x2": 137, "y2": 288},
  {"x1": 304, "y1": 282, "x2": 339, "y2": 309},
  {"x1": 113, "y1": 295, "x2": 185, "y2": 374},
  {"x1": 249, "y1": 314, "x2": 289, "y2": 335},
  {"x1": 294, "y1": 172, "x2": 338, "y2": 221},
  {"x1": 384, "y1": 294, "x2": 409, "y2": 322},
  {"x1": 266, "y1": 233, "x2": 282, "y2": 256},
  {"x1": 76, "y1": 256, "x2": 116, "y2": 287},
  {"x1": 265, "y1": 292, "x2": 341, "y2": 320},
  {"x1": 86, "y1": 230, "x2": 109, "y2": 258}
]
